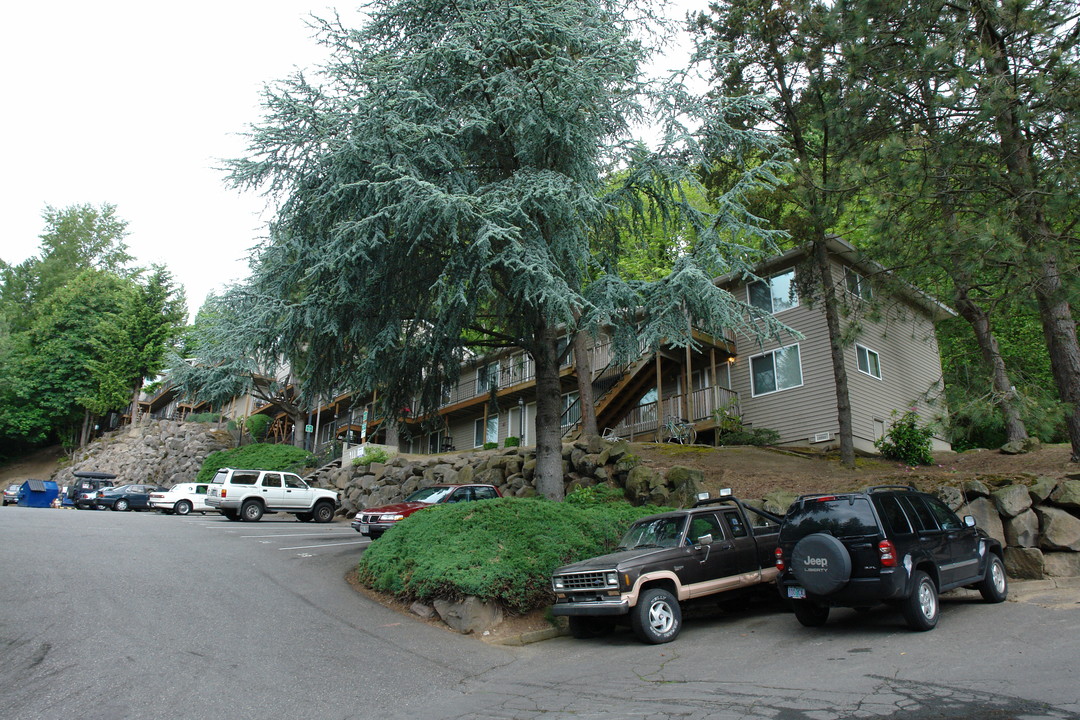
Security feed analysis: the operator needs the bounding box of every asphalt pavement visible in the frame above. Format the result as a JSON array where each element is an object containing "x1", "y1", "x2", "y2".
[{"x1": 1, "y1": 505, "x2": 1078, "y2": 720}]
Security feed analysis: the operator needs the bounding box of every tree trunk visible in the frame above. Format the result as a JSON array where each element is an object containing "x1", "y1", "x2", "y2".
[
  {"x1": 533, "y1": 323, "x2": 565, "y2": 500},
  {"x1": 1033, "y1": 256, "x2": 1080, "y2": 462},
  {"x1": 814, "y1": 239, "x2": 856, "y2": 468},
  {"x1": 384, "y1": 421, "x2": 400, "y2": 450},
  {"x1": 80, "y1": 409, "x2": 92, "y2": 447},
  {"x1": 951, "y1": 281, "x2": 1028, "y2": 443},
  {"x1": 130, "y1": 381, "x2": 143, "y2": 424},
  {"x1": 572, "y1": 330, "x2": 599, "y2": 437}
]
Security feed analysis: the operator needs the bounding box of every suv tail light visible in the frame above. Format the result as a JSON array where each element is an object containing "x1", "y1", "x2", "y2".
[
  {"x1": 220, "y1": 488, "x2": 226, "y2": 498},
  {"x1": 775, "y1": 547, "x2": 785, "y2": 572},
  {"x1": 878, "y1": 539, "x2": 897, "y2": 567}
]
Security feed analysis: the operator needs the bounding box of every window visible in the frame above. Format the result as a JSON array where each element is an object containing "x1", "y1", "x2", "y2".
[
  {"x1": 923, "y1": 496, "x2": 962, "y2": 530},
  {"x1": 284, "y1": 474, "x2": 306, "y2": 489},
  {"x1": 688, "y1": 513, "x2": 724, "y2": 544},
  {"x1": 476, "y1": 362, "x2": 499, "y2": 394},
  {"x1": 474, "y1": 486, "x2": 498, "y2": 500},
  {"x1": 474, "y1": 416, "x2": 498, "y2": 447},
  {"x1": 750, "y1": 345, "x2": 803, "y2": 396},
  {"x1": 747, "y1": 269, "x2": 797, "y2": 314},
  {"x1": 560, "y1": 391, "x2": 580, "y2": 428},
  {"x1": 261, "y1": 473, "x2": 282, "y2": 488},
  {"x1": 723, "y1": 510, "x2": 748, "y2": 538},
  {"x1": 856, "y1": 344, "x2": 882, "y2": 379},
  {"x1": 845, "y1": 267, "x2": 873, "y2": 300},
  {"x1": 427, "y1": 430, "x2": 444, "y2": 455},
  {"x1": 876, "y1": 496, "x2": 913, "y2": 535}
]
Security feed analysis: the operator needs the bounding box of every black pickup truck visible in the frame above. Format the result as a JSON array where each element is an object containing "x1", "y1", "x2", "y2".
[{"x1": 550, "y1": 491, "x2": 782, "y2": 643}]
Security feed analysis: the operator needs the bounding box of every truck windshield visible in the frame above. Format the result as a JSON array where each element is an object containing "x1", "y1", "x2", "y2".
[{"x1": 618, "y1": 516, "x2": 687, "y2": 549}]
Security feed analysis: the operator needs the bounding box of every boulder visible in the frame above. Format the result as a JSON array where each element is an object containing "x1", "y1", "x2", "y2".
[
  {"x1": 433, "y1": 596, "x2": 504, "y2": 634},
  {"x1": 1003, "y1": 547, "x2": 1045, "y2": 580},
  {"x1": 1050, "y1": 480, "x2": 1080, "y2": 510},
  {"x1": 410, "y1": 602, "x2": 436, "y2": 619},
  {"x1": 613, "y1": 453, "x2": 639, "y2": 474},
  {"x1": 624, "y1": 465, "x2": 661, "y2": 503},
  {"x1": 1029, "y1": 476, "x2": 1059, "y2": 503},
  {"x1": 1036, "y1": 507, "x2": 1080, "y2": 551},
  {"x1": 1004, "y1": 510, "x2": 1040, "y2": 548},
  {"x1": 999, "y1": 437, "x2": 1041, "y2": 455},
  {"x1": 962, "y1": 479, "x2": 991, "y2": 499},
  {"x1": 664, "y1": 466, "x2": 704, "y2": 508},
  {"x1": 935, "y1": 486, "x2": 965, "y2": 512},
  {"x1": 1043, "y1": 552, "x2": 1080, "y2": 578},
  {"x1": 958, "y1": 497, "x2": 1005, "y2": 544},
  {"x1": 991, "y1": 484, "x2": 1032, "y2": 519}
]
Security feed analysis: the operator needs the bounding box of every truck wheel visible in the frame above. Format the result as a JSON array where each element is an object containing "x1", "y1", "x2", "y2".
[
  {"x1": 312, "y1": 502, "x2": 335, "y2": 523},
  {"x1": 902, "y1": 571, "x2": 939, "y2": 631},
  {"x1": 792, "y1": 601, "x2": 830, "y2": 627},
  {"x1": 978, "y1": 554, "x2": 1008, "y2": 603},
  {"x1": 790, "y1": 533, "x2": 852, "y2": 595},
  {"x1": 568, "y1": 616, "x2": 616, "y2": 639},
  {"x1": 630, "y1": 588, "x2": 682, "y2": 644},
  {"x1": 174, "y1": 500, "x2": 192, "y2": 516},
  {"x1": 241, "y1": 501, "x2": 264, "y2": 522}
]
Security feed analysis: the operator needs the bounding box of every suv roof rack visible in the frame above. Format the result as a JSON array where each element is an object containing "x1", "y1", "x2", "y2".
[{"x1": 865, "y1": 484, "x2": 917, "y2": 493}]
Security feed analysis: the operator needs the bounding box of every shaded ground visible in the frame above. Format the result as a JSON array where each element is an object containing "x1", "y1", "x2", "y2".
[{"x1": 0, "y1": 446, "x2": 66, "y2": 486}]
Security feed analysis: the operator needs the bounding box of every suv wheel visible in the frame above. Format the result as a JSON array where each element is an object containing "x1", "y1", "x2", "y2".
[
  {"x1": 902, "y1": 571, "x2": 939, "y2": 631},
  {"x1": 790, "y1": 533, "x2": 853, "y2": 595},
  {"x1": 312, "y1": 502, "x2": 335, "y2": 524},
  {"x1": 568, "y1": 616, "x2": 616, "y2": 639},
  {"x1": 978, "y1": 554, "x2": 1008, "y2": 603},
  {"x1": 792, "y1": 602, "x2": 830, "y2": 627},
  {"x1": 631, "y1": 588, "x2": 682, "y2": 644},
  {"x1": 241, "y1": 501, "x2": 264, "y2": 522}
]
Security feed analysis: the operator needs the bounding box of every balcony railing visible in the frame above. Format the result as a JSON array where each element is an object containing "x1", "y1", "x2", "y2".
[{"x1": 611, "y1": 386, "x2": 740, "y2": 439}]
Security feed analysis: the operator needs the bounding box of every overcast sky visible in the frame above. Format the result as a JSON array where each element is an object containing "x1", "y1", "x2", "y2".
[{"x1": 2, "y1": 1, "x2": 699, "y2": 320}]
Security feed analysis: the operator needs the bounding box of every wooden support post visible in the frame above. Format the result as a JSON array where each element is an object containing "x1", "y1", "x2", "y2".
[{"x1": 655, "y1": 352, "x2": 663, "y2": 432}]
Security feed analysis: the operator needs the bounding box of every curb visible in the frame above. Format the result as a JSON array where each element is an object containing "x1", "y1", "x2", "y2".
[{"x1": 493, "y1": 627, "x2": 567, "y2": 646}]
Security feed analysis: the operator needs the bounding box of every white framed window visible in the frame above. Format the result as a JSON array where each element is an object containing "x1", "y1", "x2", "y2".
[
  {"x1": 560, "y1": 391, "x2": 580, "y2": 428},
  {"x1": 476, "y1": 362, "x2": 499, "y2": 394},
  {"x1": 473, "y1": 416, "x2": 498, "y2": 447},
  {"x1": 747, "y1": 269, "x2": 797, "y2": 314},
  {"x1": 856, "y1": 344, "x2": 882, "y2": 379},
  {"x1": 750, "y1": 344, "x2": 803, "y2": 397},
  {"x1": 427, "y1": 430, "x2": 444, "y2": 454},
  {"x1": 845, "y1": 267, "x2": 873, "y2": 300}
]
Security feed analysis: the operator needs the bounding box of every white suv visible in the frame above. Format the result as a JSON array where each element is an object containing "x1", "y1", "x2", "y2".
[{"x1": 205, "y1": 468, "x2": 339, "y2": 523}]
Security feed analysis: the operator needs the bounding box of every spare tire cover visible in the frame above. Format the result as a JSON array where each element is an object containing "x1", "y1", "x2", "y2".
[{"x1": 790, "y1": 533, "x2": 852, "y2": 595}]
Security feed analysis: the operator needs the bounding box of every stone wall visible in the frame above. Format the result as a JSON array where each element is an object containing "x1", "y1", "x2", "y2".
[
  {"x1": 939, "y1": 477, "x2": 1080, "y2": 580},
  {"x1": 53, "y1": 418, "x2": 234, "y2": 488}
]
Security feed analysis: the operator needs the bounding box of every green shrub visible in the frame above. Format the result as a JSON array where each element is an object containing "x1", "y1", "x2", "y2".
[
  {"x1": 356, "y1": 496, "x2": 668, "y2": 613},
  {"x1": 187, "y1": 412, "x2": 221, "y2": 424},
  {"x1": 483, "y1": 441, "x2": 498, "y2": 450},
  {"x1": 197, "y1": 443, "x2": 316, "y2": 482},
  {"x1": 503, "y1": 436, "x2": 520, "y2": 448},
  {"x1": 875, "y1": 409, "x2": 935, "y2": 466},
  {"x1": 244, "y1": 414, "x2": 273, "y2": 441},
  {"x1": 564, "y1": 484, "x2": 628, "y2": 505},
  {"x1": 353, "y1": 446, "x2": 390, "y2": 466},
  {"x1": 716, "y1": 427, "x2": 780, "y2": 446}
]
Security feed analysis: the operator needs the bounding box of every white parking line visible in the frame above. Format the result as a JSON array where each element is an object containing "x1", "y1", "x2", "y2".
[
  {"x1": 242, "y1": 532, "x2": 355, "y2": 538},
  {"x1": 278, "y1": 540, "x2": 370, "y2": 550}
]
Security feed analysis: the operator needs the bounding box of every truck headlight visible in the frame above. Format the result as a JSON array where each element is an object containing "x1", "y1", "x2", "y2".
[
  {"x1": 553, "y1": 577, "x2": 565, "y2": 590},
  {"x1": 605, "y1": 572, "x2": 618, "y2": 587}
]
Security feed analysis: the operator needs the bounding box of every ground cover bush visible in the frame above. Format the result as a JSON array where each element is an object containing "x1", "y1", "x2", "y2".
[
  {"x1": 356, "y1": 490, "x2": 669, "y2": 613},
  {"x1": 197, "y1": 443, "x2": 316, "y2": 482}
]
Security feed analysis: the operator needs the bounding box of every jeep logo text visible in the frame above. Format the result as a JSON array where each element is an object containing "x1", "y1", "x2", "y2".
[{"x1": 804, "y1": 557, "x2": 828, "y2": 568}]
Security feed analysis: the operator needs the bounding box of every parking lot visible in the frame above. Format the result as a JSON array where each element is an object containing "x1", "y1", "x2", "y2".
[{"x1": 2, "y1": 505, "x2": 1080, "y2": 720}]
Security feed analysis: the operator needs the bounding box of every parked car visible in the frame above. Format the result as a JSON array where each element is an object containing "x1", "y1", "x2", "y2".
[
  {"x1": 67, "y1": 471, "x2": 118, "y2": 509},
  {"x1": 351, "y1": 484, "x2": 502, "y2": 538},
  {"x1": 550, "y1": 490, "x2": 782, "y2": 644},
  {"x1": 775, "y1": 485, "x2": 1007, "y2": 631},
  {"x1": 3, "y1": 483, "x2": 19, "y2": 506},
  {"x1": 149, "y1": 483, "x2": 212, "y2": 515},
  {"x1": 205, "y1": 467, "x2": 340, "y2": 522},
  {"x1": 96, "y1": 484, "x2": 167, "y2": 512}
]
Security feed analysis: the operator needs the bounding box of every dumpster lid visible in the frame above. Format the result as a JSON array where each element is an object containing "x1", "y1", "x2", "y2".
[
  {"x1": 25, "y1": 479, "x2": 47, "y2": 492},
  {"x1": 72, "y1": 471, "x2": 118, "y2": 480}
]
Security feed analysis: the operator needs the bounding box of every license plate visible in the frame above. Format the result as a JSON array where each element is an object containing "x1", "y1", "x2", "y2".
[
  {"x1": 787, "y1": 586, "x2": 806, "y2": 599},
  {"x1": 359, "y1": 524, "x2": 369, "y2": 533}
]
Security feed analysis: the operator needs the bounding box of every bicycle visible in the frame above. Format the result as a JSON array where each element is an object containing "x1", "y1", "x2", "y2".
[
  {"x1": 601, "y1": 427, "x2": 624, "y2": 443},
  {"x1": 655, "y1": 416, "x2": 697, "y2": 445}
]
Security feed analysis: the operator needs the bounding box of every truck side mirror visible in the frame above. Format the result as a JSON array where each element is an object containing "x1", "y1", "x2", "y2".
[
  {"x1": 696, "y1": 534, "x2": 713, "y2": 546},
  {"x1": 964, "y1": 515, "x2": 976, "y2": 528}
]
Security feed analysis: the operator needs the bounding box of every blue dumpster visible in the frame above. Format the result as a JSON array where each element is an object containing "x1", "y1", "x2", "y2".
[{"x1": 18, "y1": 479, "x2": 60, "y2": 508}]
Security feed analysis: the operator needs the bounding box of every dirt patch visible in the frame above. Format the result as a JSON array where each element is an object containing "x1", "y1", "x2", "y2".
[
  {"x1": 631, "y1": 442, "x2": 1078, "y2": 499},
  {"x1": 0, "y1": 446, "x2": 66, "y2": 486}
]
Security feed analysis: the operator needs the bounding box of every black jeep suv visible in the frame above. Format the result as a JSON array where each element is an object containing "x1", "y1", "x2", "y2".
[{"x1": 775, "y1": 485, "x2": 1007, "y2": 631}]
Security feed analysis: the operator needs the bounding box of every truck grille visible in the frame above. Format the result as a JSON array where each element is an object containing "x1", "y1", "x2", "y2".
[{"x1": 556, "y1": 571, "x2": 615, "y2": 590}]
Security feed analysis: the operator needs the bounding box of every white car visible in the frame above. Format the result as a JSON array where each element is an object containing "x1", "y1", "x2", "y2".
[{"x1": 149, "y1": 483, "x2": 212, "y2": 515}]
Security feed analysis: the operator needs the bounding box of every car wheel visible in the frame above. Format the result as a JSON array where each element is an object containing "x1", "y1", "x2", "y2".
[
  {"x1": 114, "y1": 499, "x2": 129, "y2": 512},
  {"x1": 296, "y1": 512, "x2": 313, "y2": 522},
  {"x1": 312, "y1": 502, "x2": 335, "y2": 523},
  {"x1": 568, "y1": 616, "x2": 617, "y2": 639},
  {"x1": 223, "y1": 509, "x2": 241, "y2": 522},
  {"x1": 902, "y1": 570, "x2": 939, "y2": 631},
  {"x1": 790, "y1": 533, "x2": 853, "y2": 595},
  {"x1": 630, "y1": 588, "x2": 682, "y2": 644},
  {"x1": 978, "y1": 554, "x2": 1008, "y2": 603},
  {"x1": 174, "y1": 500, "x2": 192, "y2": 516},
  {"x1": 792, "y1": 601, "x2": 830, "y2": 627},
  {"x1": 241, "y1": 501, "x2": 264, "y2": 522}
]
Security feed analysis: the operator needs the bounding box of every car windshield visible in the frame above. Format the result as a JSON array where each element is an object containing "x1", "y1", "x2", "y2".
[
  {"x1": 780, "y1": 496, "x2": 879, "y2": 541},
  {"x1": 617, "y1": 516, "x2": 687, "y2": 549},
  {"x1": 405, "y1": 486, "x2": 456, "y2": 504}
]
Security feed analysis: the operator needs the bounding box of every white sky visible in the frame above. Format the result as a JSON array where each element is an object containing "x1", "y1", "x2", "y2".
[{"x1": 1, "y1": 1, "x2": 701, "y2": 321}]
